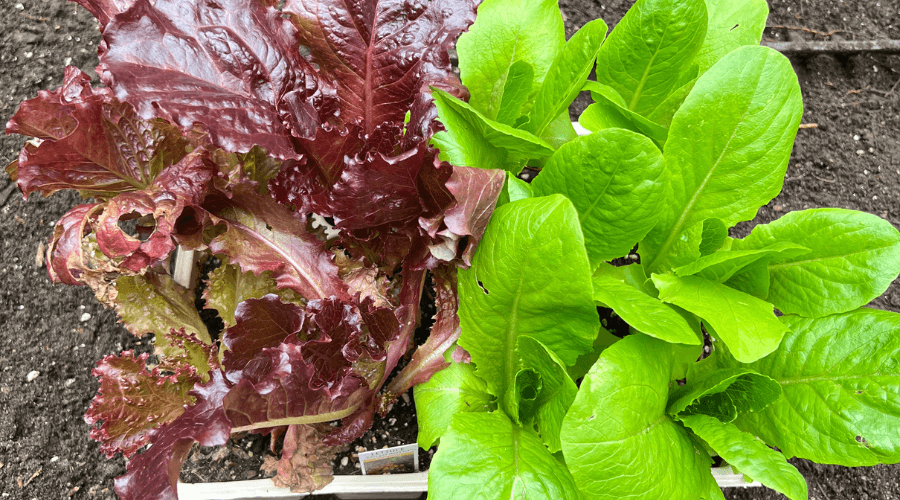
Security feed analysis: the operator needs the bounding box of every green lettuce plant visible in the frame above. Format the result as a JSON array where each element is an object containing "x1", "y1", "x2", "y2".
[{"x1": 416, "y1": 0, "x2": 900, "y2": 498}]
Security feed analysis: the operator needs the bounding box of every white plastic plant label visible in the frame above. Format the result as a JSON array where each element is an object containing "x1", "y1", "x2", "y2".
[{"x1": 358, "y1": 444, "x2": 419, "y2": 475}]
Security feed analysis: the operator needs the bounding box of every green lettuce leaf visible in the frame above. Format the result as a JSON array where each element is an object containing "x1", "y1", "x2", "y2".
[
  {"x1": 652, "y1": 273, "x2": 788, "y2": 363},
  {"x1": 695, "y1": 0, "x2": 769, "y2": 73},
  {"x1": 674, "y1": 242, "x2": 810, "y2": 284},
  {"x1": 592, "y1": 273, "x2": 700, "y2": 345},
  {"x1": 458, "y1": 195, "x2": 598, "y2": 415},
  {"x1": 525, "y1": 18, "x2": 608, "y2": 136},
  {"x1": 641, "y1": 45, "x2": 803, "y2": 272},
  {"x1": 668, "y1": 367, "x2": 782, "y2": 421},
  {"x1": 456, "y1": 0, "x2": 565, "y2": 119},
  {"x1": 414, "y1": 358, "x2": 495, "y2": 449},
  {"x1": 431, "y1": 89, "x2": 555, "y2": 171},
  {"x1": 429, "y1": 412, "x2": 581, "y2": 500},
  {"x1": 681, "y1": 414, "x2": 808, "y2": 500},
  {"x1": 735, "y1": 309, "x2": 900, "y2": 466},
  {"x1": 532, "y1": 128, "x2": 667, "y2": 267},
  {"x1": 699, "y1": 218, "x2": 728, "y2": 256},
  {"x1": 495, "y1": 61, "x2": 535, "y2": 126},
  {"x1": 561, "y1": 334, "x2": 719, "y2": 499},
  {"x1": 595, "y1": 0, "x2": 708, "y2": 116},
  {"x1": 732, "y1": 208, "x2": 900, "y2": 318},
  {"x1": 579, "y1": 82, "x2": 669, "y2": 146},
  {"x1": 518, "y1": 336, "x2": 578, "y2": 453}
]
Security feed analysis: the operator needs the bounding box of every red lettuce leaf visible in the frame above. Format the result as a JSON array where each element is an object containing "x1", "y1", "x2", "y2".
[
  {"x1": 269, "y1": 0, "x2": 478, "y2": 237},
  {"x1": 71, "y1": 0, "x2": 137, "y2": 29},
  {"x1": 419, "y1": 166, "x2": 504, "y2": 266},
  {"x1": 283, "y1": 0, "x2": 471, "y2": 136},
  {"x1": 6, "y1": 67, "x2": 193, "y2": 200},
  {"x1": 113, "y1": 370, "x2": 232, "y2": 500},
  {"x1": 221, "y1": 295, "x2": 306, "y2": 381},
  {"x1": 84, "y1": 350, "x2": 200, "y2": 459},
  {"x1": 282, "y1": 0, "x2": 476, "y2": 164},
  {"x1": 98, "y1": 0, "x2": 331, "y2": 160},
  {"x1": 384, "y1": 268, "x2": 460, "y2": 398},
  {"x1": 303, "y1": 297, "x2": 398, "y2": 385},
  {"x1": 223, "y1": 339, "x2": 369, "y2": 429},
  {"x1": 221, "y1": 293, "x2": 397, "y2": 431},
  {"x1": 94, "y1": 149, "x2": 215, "y2": 272},
  {"x1": 203, "y1": 183, "x2": 348, "y2": 301},
  {"x1": 47, "y1": 203, "x2": 111, "y2": 286},
  {"x1": 263, "y1": 424, "x2": 339, "y2": 493},
  {"x1": 45, "y1": 148, "x2": 216, "y2": 299},
  {"x1": 324, "y1": 263, "x2": 425, "y2": 445}
]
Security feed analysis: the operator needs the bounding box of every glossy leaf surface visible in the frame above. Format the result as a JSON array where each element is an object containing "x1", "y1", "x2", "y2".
[
  {"x1": 732, "y1": 208, "x2": 900, "y2": 317},
  {"x1": 681, "y1": 414, "x2": 808, "y2": 500},
  {"x1": 642, "y1": 46, "x2": 803, "y2": 272},
  {"x1": 456, "y1": 0, "x2": 565, "y2": 119},
  {"x1": 458, "y1": 196, "x2": 597, "y2": 412},
  {"x1": 561, "y1": 334, "x2": 717, "y2": 500},
  {"x1": 653, "y1": 273, "x2": 787, "y2": 363},
  {"x1": 429, "y1": 412, "x2": 581, "y2": 500},
  {"x1": 594, "y1": 0, "x2": 707, "y2": 115},
  {"x1": 736, "y1": 309, "x2": 900, "y2": 466},
  {"x1": 532, "y1": 128, "x2": 666, "y2": 266}
]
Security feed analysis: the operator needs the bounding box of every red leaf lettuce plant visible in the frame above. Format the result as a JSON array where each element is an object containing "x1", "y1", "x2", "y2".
[
  {"x1": 415, "y1": 0, "x2": 900, "y2": 499},
  {"x1": 5, "y1": 0, "x2": 505, "y2": 498}
]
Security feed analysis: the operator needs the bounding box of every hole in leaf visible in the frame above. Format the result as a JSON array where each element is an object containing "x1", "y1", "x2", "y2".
[
  {"x1": 587, "y1": 414, "x2": 595, "y2": 421},
  {"x1": 175, "y1": 206, "x2": 202, "y2": 238},
  {"x1": 520, "y1": 386, "x2": 537, "y2": 400},
  {"x1": 117, "y1": 211, "x2": 155, "y2": 241},
  {"x1": 477, "y1": 280, "x2": 489, "y2": 295},
  {"x1": 856, "y1": 390, "x2": 864, "y2": 394}
]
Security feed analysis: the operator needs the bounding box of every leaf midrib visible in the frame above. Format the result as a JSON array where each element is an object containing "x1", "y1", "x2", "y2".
[
  {"x1": 224, "y1": 217, "x2": 328, "y2": 300},
  {"x1": 646, "y1": 62, "x2": 764, "y2": 272},
  {"x1": 777, "y1": 373, "x2": 900, "y2": 386},
  {"x1": 504, "y1": 277, "x2": 525, "y2": 409}
]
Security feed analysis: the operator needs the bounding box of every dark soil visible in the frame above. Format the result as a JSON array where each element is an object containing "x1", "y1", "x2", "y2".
[{"x1": 1, "y1": 0, "x2": 898, "y2": 499}]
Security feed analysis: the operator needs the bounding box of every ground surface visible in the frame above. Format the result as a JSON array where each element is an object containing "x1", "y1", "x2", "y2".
[{"x1": 1, "y1": 0, "x2": 899, "y2": 499}]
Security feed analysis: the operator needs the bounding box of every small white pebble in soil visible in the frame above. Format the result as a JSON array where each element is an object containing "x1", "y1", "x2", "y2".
[
  {"x1": 853, "y1": 135, "x2": 860, "y2": 141},
  {"x1": 24, "y1": 52, "x2": 33, "y2": 59},
  {"x1": 857, "y1": 150, "x2": 865, "y2": 156},
  {"x1": 17, "y1": 305, "x2": 24, "y2": 310},
  {"x1": 354, "y1": 462, "x2": 361, "y2": 469},
  {"x1": 65, "y1": 378, "x2": 76, "y2": 388},
  {"x1": 50, "y1": 456, "x2": 59, "y2": 463},
  {"x1": 873, "y1": 196, "x2": 878, "y2": 200},
  {"x1": 15, "y1": 3, "x2": 24, "y2": 10},
  {"x1": 864, "y1": 169, "x2": 869, "y2": 175},
  {"x1": 80, "y1": 313, "x2": 91, "y2": 322},
  {"x1": 341, "y1": 457, "x2": 349, "y2": 467},
  {"x1": 26, "y1": 370, "x2": 40, "y2": 382},
  {"x1": 869, "y1": 148, "x2": 875, "y2": 153}
]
